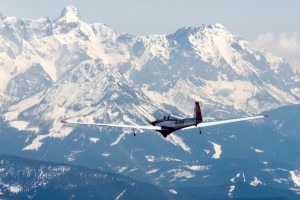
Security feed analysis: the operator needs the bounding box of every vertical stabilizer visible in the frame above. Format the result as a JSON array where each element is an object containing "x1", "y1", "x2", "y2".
[{"x1": 194, "y1": 101, "x2": 203, "y2": 124}]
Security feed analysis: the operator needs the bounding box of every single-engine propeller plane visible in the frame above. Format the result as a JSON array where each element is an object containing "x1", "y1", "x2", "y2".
[{"x1": 61, "y1": 102, "x2": 268, "y2": 138}]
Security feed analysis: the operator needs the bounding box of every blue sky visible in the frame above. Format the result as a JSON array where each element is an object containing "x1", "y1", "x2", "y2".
[{"x1": 1, "y1": 0, "x2": 300, "y2": 70}]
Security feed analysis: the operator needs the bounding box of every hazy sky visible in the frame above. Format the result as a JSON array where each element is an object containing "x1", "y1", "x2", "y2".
[{"x1": 1, "y1": 0, "x2": 300, "y2": 70}]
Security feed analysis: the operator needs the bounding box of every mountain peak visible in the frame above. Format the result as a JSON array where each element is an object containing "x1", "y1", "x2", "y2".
[
  {"x1": 59, "y1": 5, "x2": 81, "y2": 22},
  {"x1": 214, "y1": 23, "x2": 226, "y2": 29},
  {"x1": 0, "y1": 12, "x2": 4, "y2": 20}
]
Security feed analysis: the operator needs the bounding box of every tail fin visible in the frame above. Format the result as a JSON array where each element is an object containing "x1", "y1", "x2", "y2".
[{"x1": 194, "y1": 101, "x2": 203, "y2": 124}]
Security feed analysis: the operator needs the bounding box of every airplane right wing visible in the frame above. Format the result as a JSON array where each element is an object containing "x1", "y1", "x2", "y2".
[
  {"x1": 182, "y1": 115, "x2": 268, "y2": 130},
  {"x1": 61, "y1": 120, "x2": 162, "y2": 130}
]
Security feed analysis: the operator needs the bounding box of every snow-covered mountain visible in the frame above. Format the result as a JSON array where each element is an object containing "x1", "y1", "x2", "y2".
[
  {"x1": 121, "y1": 25, "x2": 300, "y2": 116},
  {"x1": 1, "y1": 105, "x2": 300, "y2": 199},
  {"x1": 1, "y1": 5, "x2": 300, "y2": 199},
  {"x1": 4, "y1": 58, "x2": 168, "y2": 151},
  {"x1": 1, "y1": 154, "x2": 298, "y2": 200},
  {"x1": 1, "y1": 5, "x2": 299, "y2": 116},
  {"x1": 0, "y1": 154, "x2": 175, "y2": 200}
]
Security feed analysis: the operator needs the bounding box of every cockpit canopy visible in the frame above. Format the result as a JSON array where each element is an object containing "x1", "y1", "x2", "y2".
[{"x1": 163, "y1": 115, "x2": 184, "y2": 120}]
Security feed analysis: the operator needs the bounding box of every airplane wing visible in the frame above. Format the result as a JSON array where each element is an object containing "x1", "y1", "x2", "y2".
[
  {"x1": 61, "y1": 120, "x2": 162, "y2": 130},
  {"x1": 182, "y1": 115, "x2": 268, "y2": 130}
]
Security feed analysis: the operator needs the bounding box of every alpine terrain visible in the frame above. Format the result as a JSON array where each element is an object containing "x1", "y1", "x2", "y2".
[{"x1": 0, "y1": 5, "x2": 300, "y2": 199}]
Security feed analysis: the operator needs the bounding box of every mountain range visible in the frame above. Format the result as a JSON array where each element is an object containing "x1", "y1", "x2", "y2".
[
  {"x1": 0, "y1": 5, "x2": 300, "y2": 199},
  {"x1": 0, "y1": 154, "x2": 297, "y2": 200}
]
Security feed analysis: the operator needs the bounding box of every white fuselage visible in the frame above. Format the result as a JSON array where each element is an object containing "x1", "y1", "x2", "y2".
[{"x1": 153, "y1": 116, "x2": 197, "y2": 130}]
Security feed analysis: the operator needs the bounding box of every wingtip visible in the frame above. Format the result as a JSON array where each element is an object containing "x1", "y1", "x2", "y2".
[{"x1": 263, "y1": 115, "x2": 269, "y2": 118}]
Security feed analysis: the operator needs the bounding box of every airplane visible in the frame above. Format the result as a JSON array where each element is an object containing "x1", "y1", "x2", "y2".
[{"x1": 61, "y1": 102, "x2": 268, "y2": 138}]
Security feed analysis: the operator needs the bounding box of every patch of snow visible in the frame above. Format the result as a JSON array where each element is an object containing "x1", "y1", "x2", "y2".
[
  {"x1": 229, "y1": 134, "x2": 237, "y2": 139},
  {"x1": 203, "y1": 149, "x2": 210, "y2": 154},
  {"x1": 48, "y1": 126, "x2": 74, "y2": 139},
  {"x1": 163, "y1": 157, "x2": 182, "y2": 162},
  {"x1": 65, "y1": 150, "x2": 84, "y2": 162},
  {"x1": 169, "y1": 189, "x2": 177, "y2": 195},
  {"x1": 8, "y1": 120, "x2": 29, "y2": 131},
  {"x1": 22, "y1": 135, "x2": 47, "y2": 151},
  {"x1": 145, "y1": 155, "x2": 182, "y2": 162},
  {"x1": 145, "y1": 155, "x2": 155, "y2": 162},
  {"x1": 273, "y1": 178, "x2": 288, "y2": 184},
  {"x1": 228, "y1": 185, "x2": 235, "y2": 198},
  {"x1": 168, "y1": 169, "x2": 195, "y2": 182},
  {"x1": 0, "y1": 70, "x2": 11, "y2": 91},
  {"x1": 201, "y1": 79, "x2": 259, "y2": 112},
  {"x1": 265, "y1": 83, "x2": 297, "y2": 103},
  {"x1": 209, "y1": 141, "x2": 222, "y2": 159},
  {"x1": 89, "y1": 137, "x2": 99, "y2": 143},
  {"x1": 253, "y1": 149, "x2": 264, "y2": 154},
  {"x1": 263, "y1": 168, "x2": 276, "y2": 173},
  {"x1": 110, "y1": 132, "x2": 127, "y2": 146},
  {"x1": 184, "y1": 165, "x2": 210, "y2": 171},
  {"x1": 4, "y1": 93, "x2": 43, "y2": 121},
  {"x1": 251, "y1": 147, "x2": 264, "y2": 153},
  {"x1": 261, "y1": 161, "x2": 268, "y2": 165},
  {"x1": 116, "y1": 166, "x2": 127, "y2": 173},
  {"x1": 230, "y1": 173, "x2": 241, "y2": 183},
  {"x1": 55, "y1": 166, "x2": 71, "y2": 173},
  {"x1": 290, "y1": 171, "x2": 300, "y2": 187},
  {"x1": 291, "y1": 88, "x2": 300, "y2": 98},
  {"x1": 115, "y1": 189, "x2": 126, "y2": 200},
  {"x1": 128, "y1": 168, "x2": 138, "y2": 173},
  {"x1": 147, "y1": 169, "x2": 159, "y2": 174},
  {"x1": 278, "y1": 168, "x2": 288, "y2": 172},
  {"x1": 27, "y1": 127, "x2": 40, "y2": 133},
  {"x1": 250, "y1": 177, "x2": 262, "y2": 186},
  {"x1": 165, "y1": 134, "x2": 191, "y2": 153},
  {"x1": 23, "y1": 126, "x2": 73, "y2": 151},
  {"x1": 9, "y1": 185, "x2": 22, "y2": 194},
  {"x1": 289, "y1": 188, "x2": 300, "y2": 194},
  {"x1": 0, "y1": 182, "x2": 23, "y2": 194}
]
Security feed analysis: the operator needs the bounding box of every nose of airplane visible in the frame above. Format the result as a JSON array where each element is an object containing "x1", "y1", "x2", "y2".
[{"x1": 150, "y1": 120, "x2": 157, "y2": 126}]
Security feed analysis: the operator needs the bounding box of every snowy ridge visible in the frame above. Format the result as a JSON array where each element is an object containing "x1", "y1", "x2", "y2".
[
  {"x1": 3, "y1": 58, "x2": 167, "y2": 149},
  {"x1": 145, "y1": 155, "x2": 182, "y2": 163},
  {"x1": 1, "y1": 5, "x2": 299, "y2": 119},
  {"x1": 209, "y1": 141, "x2": 222, "y2": 159},
  {"x1": 228, "y1": 185, "x2": 235, "y2": 198},
  {"x1": 290, "y1": 171, "x2": 300, "y2": 187},
  {"x1": 250, "y1": 177, "x2": 263, "y2": 186},
  {"x1": 165, "y1": 134, "x2": 191, "y2": 153},
  {"x1": 57, "y1": 5, "x2": 81, "y2": 22},
  {"x1": 1, "y1": 6, "x2": 300, "y2": 197}
]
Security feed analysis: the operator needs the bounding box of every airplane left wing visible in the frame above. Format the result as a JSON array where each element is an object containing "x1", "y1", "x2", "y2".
[
  {"x1": 182, "y1": 115, "x2": 268, "y2": 130},
  {"x1": 61, "y1": 120, "x2": 162, "y2": 130}
]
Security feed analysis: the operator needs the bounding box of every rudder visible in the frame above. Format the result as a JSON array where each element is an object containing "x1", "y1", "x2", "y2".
[{"x1": 194, "y1": 101, "x2": 203, "y2": 124}]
